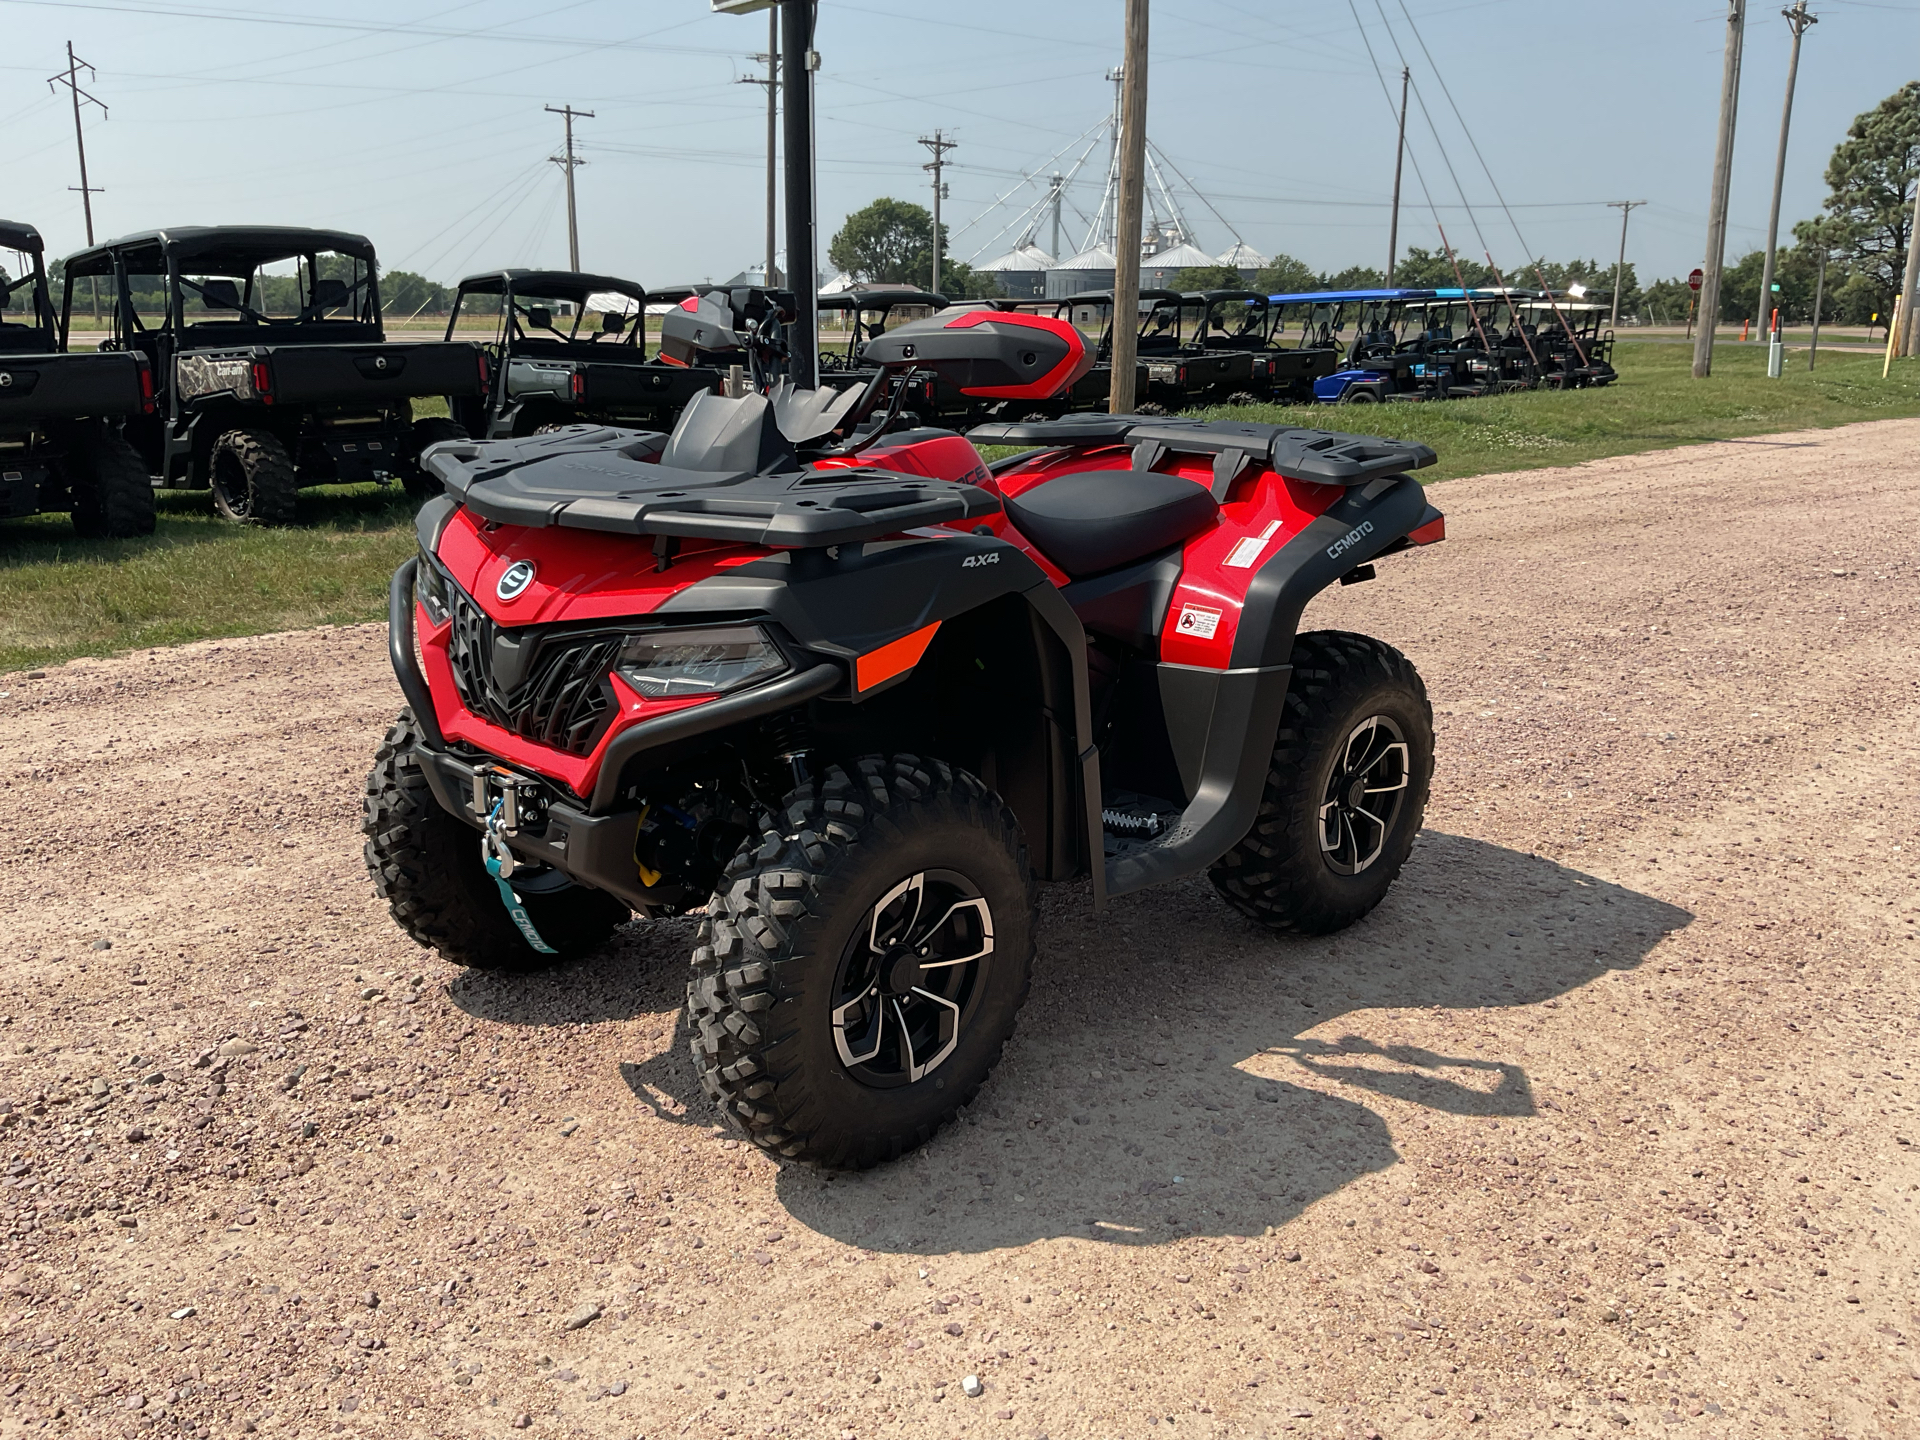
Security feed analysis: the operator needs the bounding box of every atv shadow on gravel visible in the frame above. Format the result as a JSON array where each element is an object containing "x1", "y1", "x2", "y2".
[{"x1": 447, "y1": 829, "x2": 1689, "y2": 1253}]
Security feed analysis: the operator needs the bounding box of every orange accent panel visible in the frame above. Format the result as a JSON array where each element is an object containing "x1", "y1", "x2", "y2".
[{"x1": 856, "y1": 621, "x2": 942, "y2": 693}]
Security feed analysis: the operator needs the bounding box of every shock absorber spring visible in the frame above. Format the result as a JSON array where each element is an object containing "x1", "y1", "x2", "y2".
[{"x1": 764, "y1": 710, "x2": 813, "y2": 788}]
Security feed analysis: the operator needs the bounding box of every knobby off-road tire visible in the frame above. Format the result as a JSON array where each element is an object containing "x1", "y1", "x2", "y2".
[
  {"x1": 362, "y1": 710, "x2": 629, "y2": 970},
  {"x1": 687, "y1": 755, "x2": 1036, "y2": 1169},
  {"x1": 401, "y1": 417, "x2": 467, "y2": 500},
  {"x1": 67, "y1": 423, "x2": 156, "y2": 539},
  {"x1": 1210, "y1": 631, "x2": 1432, "y2": 936},
  {"x1": 209, "y1": 428, "x2": 299, "y2": 526}
]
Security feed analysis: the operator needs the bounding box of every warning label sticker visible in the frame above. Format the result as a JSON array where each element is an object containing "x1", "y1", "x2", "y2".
[{"x1": 1174, "y1": 604, "x2": 1222, "y2": 640}]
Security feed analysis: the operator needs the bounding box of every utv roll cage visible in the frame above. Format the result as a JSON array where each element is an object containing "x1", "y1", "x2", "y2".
[
  {"x1": 816, "y1": 289, "x2": 948, "y2": 373},
  {"x1": 60, "y1": 226, "x2": 384, "y2": 349},
  {"x1": 0, "y1": 221, "x2": 58, "y2": 353}
]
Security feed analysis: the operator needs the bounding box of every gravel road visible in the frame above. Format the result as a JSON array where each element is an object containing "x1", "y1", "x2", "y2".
[{"x1": 2, "y1": 418, "x2": 1916, "y2": 1440}]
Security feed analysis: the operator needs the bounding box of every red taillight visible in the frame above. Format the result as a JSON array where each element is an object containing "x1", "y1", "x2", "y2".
[
  {"x1": 138, "y1": 364, "x2": 155, "y2": 414},
  {"x1": 1408, "y1": 515, "x2": 1446, "y2": 546},
  {"x1": 251, "y1": 360, "x2": 273, "y2": 405},
  {"x1": 570, "y1": 370, "x2": 586, "y2": 403},
  {"x1": 477, "y1": 350, "x2": 491, "y2": 391}
]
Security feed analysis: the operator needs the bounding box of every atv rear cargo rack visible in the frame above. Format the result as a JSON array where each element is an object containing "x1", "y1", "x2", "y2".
[
  {"x1": 967, "y1": 414, "x2": 1436, "y2": 489},
  {"x1": 425, "y1": 425, "x2": 999, "y2": 549}
]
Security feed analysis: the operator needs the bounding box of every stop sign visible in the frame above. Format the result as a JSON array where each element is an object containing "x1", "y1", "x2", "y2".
[{"x1": 1688, "y1": 268, "x2": 1704, "y2": 292}]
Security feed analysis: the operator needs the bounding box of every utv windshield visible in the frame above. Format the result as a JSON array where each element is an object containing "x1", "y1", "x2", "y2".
[{"x1": 178, "y1": 249, "x2": 376, "y2": 331}]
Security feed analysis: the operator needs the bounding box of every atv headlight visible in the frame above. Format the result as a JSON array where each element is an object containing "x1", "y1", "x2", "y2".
[
  {"x1": 614, "y1": 626, "x2": 788, "y2": 699},
  {"x1": 416, "y1": 550, "x2": 452, "y2": 626}
]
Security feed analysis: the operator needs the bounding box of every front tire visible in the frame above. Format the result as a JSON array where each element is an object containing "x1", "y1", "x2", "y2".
[
  {"x1": 68, "y1": 423, "x2": 156, "y2": 539},
  {"x1": 362, "y1": 710, "x2": 629, "y2": 970},
  {"x1": 209, "y1": 429, "x2": 298, "y2": 525},
  {"x1": 687, "y1": 755, "x2": 1036, "y2": 1169},
  {"x1": 1209, "y1": 631, "x2": 1432, "y2": 935}
]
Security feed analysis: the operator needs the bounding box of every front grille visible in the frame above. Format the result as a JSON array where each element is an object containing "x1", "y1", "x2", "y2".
[{"x1": 442, "y1": 580, "x2": 620, "y2": 756}]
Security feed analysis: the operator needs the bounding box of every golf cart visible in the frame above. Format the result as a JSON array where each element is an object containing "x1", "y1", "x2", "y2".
[
  {"x1": 0, "y1": 219, "x2": 154, "y2": 537},
  {"x1": 62, "y1": 226, "x2": 486, "y2": 523},
  {"x1": 1519, "y1": 295, "x2": 1616, "y2": 387},
  {"x1": 1306, "y1": 289, "x2": 1443, "y2": 404},
  {"x1": 362, "y1": 287, "x2": 1448, "y2": 1168},
  {"x1": 446, "y1": 270, "x2": 723, "y2": 438}
]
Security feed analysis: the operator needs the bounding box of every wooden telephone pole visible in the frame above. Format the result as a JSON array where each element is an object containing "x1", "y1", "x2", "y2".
[
  {"x1": 1108, "y1": 0, "x2": 1149, "y2": 414},
  {"x1": 546, "y1": 104, "x2": 594, "y2": 270},
  {"x1": 1693, "y1": 0, "x2": 1747, "y2": 378},
  {"x1": 47, "y1": 42, "x2": 106, "y2": 325},
  {"x1": 919, "y1": 130, "x2": 956, "y2": 294},
  {"x1": 1756, "y1": 1, "x2": 1816, "y2": 340}
]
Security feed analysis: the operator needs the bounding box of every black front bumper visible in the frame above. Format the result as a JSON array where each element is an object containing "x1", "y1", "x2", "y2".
[{"x1": 385, "y1": 557, "x2": 842, "y2": 907}]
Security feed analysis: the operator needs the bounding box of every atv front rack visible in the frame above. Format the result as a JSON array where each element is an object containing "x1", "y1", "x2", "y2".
[
  {"x1": 425, "y1": 425, "x2": 998, "y2": 549},
  {"x1": 967, "y1": 414, "x2": 1436, "y2": 489}
]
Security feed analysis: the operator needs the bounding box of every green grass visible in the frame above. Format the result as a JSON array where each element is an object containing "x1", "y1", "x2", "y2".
[
  {"x1": 1180, "y1": 338, "x2": 1920, "y2": 483},
  {"x1": 4, "y1": 341, "x2": 1917, "y2": 674}
]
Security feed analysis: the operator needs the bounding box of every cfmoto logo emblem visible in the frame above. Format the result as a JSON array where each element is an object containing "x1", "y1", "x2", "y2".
[{"x1": 496, "y1": 560, "x2": 536, "y2": 601}]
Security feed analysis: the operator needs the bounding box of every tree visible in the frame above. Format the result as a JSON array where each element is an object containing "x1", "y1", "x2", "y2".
[
  {"x1": 829, "y1": 198, "x2": 947, "y2": 289},
  {"x1": 1252, "y1": 253, "x2": 1317, "y2": 294},
  {"x1": 1803, "y1": 82, "x2": 1920, "y2": 318},
  {"x1": 383, "y1": 270, "x2": 452, "y2": 316},
  {"x1": 1320, "y1": 264, "x2": 1384, "y2": 289},
  {"x1": 1176, "y1": 263, "x2": 1249, "y2": 292}
]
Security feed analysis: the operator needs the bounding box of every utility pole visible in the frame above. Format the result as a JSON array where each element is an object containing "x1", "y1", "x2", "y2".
[
  {"x1": 1757, "y1": 1, "x2": 1816, "y2": 340},
  {"x1": 47, "y1": 41, "x2": 106, "y2": 327},
  {"x1": 1386, "y1": 65, "x2": 1409, "y2": 286},
  {"x1": 1108, "y1": 0, "x2": 1149, "y2": 414},
  {"x1": 1048, "y1": 173, "x2": 1064, "y2": 261},
  {"x1": 1607, "y1": 201, "x2": 1646, "y2": 330},
  {"x1": 1693, "y1": 0, "x2": 1747, "y2": 378},
  {"x1": 919, "y1": 130, "x2": 956, "y2": 294},
  {"x1": 1902, "y1": 157, "x2": 1920, "y2": 356},
  {"x1": 738, "y1": 12, "x2": 780, "y2": 286},
  {"x1": 545, "y1": 104, "x2": 594, "y2": 270},
  {"x1": 779, "y1": 0, "x2": 818, "y2": 385},
  {"x1": 1808, "y1": 244, "x2": 1826, "y2": 369}
]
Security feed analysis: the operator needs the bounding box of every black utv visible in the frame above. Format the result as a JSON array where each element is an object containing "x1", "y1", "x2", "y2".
[
  {"x1": 0, "y1": 220, "x2": 154, "y2": 538},
  {"x1": 61, "y1": 226, "x2": 486, "y2": 524},
  {"x1": 1186, "y1": 290, "x2": 1340, "y2": 404},
  {"x1": 445, "y1": 270, "x2": 721, "y2": 439}
]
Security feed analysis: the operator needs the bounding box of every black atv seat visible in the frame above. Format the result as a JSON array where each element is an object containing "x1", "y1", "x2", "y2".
[{"x1": 1002, "y1": 468, "x2": 1218, "y2": 580}]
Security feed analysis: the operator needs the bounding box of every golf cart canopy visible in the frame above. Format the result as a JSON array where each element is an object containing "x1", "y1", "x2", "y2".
[
  {"x1": 64, "y1": 226, "x2": 378, "y2": 278},
  {"x1": 0, "y1": 221, "x2": 44, "y2": 257},
  {"x1": 1268, "y1": 288, "x2": 1461, "y2": 304},
  {"x1": 455, "y1": 270, "x2": 647, "y2": 307},
  {"x1": 1187, "y1": 289, "x2": 1266, "y2": 306}
]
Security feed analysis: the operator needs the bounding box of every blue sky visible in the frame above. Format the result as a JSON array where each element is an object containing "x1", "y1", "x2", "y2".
[{"x1": 2, "y1": 0, "x2": 1915, "y2": 289}]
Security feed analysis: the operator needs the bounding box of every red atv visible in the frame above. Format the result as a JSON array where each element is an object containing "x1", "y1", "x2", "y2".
[{"x1": 364, "y1": 289, "x2": 1445, "y2": 1168}]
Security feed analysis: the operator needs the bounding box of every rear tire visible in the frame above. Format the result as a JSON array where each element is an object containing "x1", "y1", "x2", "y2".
[
  {"x1": 209, "y1": 429, "x2": 298, "y2": 525},
  {"x1": 68, "y1": 424, "x2": 156, "y2": 539},
  {"x1": 687, "y1": 755, "x2": 1036, "y2": 1168},
  {"x1": 1226, "y1": 391, "x2": 1260, "y2": 407},
  {"x1": 362, "y1": 710, "x2": 630, "y2": 970},
  {"x1": 1209, "y1": 631, "x2": 1432, "y2": 936},
  {"x1": 401, "y1": 417, "x2": 467, "y2": 500}
]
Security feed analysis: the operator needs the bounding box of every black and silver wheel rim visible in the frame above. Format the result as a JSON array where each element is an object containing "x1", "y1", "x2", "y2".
[
  {"x1": 1318, "y1": 715, "x2": 1410, "y2": 876},
  {"x1": 830, "y1": 869, "x2": 993, "y2": 1089},
  {"x1": 210, "y1": 451, "x2": 251, "y2": 520}
]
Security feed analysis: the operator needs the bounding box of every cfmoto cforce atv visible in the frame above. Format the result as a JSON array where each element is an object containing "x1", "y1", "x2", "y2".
[{"x1": 364, "y1": 289, "x2": 1446, "y2": 1168}]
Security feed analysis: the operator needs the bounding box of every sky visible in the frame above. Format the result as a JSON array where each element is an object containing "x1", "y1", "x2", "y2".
[{"x1": 3, "y1": 0, "x2": 1916, "y2": 292}]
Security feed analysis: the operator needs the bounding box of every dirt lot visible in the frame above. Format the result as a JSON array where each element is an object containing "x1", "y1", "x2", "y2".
[{"x1": 2, "y1": 418, "x2": 1916, "y2": 1440}]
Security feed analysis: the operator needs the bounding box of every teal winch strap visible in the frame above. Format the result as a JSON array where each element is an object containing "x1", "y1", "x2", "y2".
[{"x1": 484, "y1": 803, "x2": 558, "y2": 955}]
